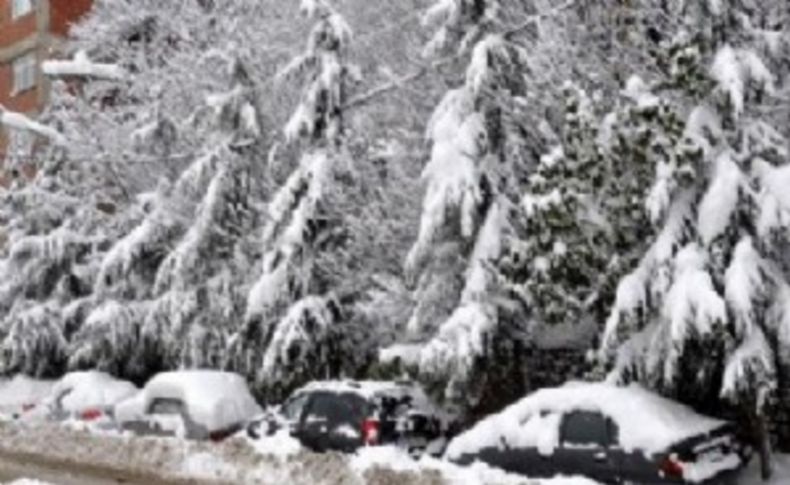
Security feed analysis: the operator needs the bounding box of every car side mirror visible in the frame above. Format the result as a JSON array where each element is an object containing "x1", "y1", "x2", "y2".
[{"x1": 499, "y1": 436, "x2": 511, "y2": 451}]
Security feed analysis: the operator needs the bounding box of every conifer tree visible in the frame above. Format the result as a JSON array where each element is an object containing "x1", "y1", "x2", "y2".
[
  {"x1": 238, "y1": 0, "x2": 360, "y2": 398},
  {"x1": 601, "y1": 1, "x2": 790, "y2": 476}
]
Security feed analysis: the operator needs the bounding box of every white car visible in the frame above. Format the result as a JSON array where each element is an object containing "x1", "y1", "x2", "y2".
[
  {"x1": 0, "y1": 375, "x2": 53, "y2": 420},
  {"x1": 114, "y1": 370, "x2": 262, "y2": 441},
  {"x1": 22, "y1": 371, "x2": 137, "y2": 425}
]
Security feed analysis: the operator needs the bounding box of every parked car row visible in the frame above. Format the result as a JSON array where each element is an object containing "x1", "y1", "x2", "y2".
[{"x1": 1, "y1": 370, "x2": 752, "y2": 484}]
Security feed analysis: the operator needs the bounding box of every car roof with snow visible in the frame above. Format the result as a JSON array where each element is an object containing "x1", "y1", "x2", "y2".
[
  {"x1": 446, "y1": 381, "x2": 728, "y2": 459},
  {"x1": 293, "y1": 380, "x2": 446, "y2": 416},
  {"x1": 294, "y1": 380, "x2": 428, "y2": 402},
  {"x1": 50, "y1": 371, "x2": 137, "y2": 412},
  {"x1": 116, "y1": 370, "x2": 261, "y2": 432}
]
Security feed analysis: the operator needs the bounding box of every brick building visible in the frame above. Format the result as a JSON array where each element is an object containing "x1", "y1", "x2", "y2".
[{"x1": 0, "y1": 0, "x2": 93, "y2": 185}]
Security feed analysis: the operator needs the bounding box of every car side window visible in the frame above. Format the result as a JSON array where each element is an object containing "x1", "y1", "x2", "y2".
[
  {"x1": 148, "y1": 398, "x2": 185, "y2": 416},
  {"x1": 560, "y1": 411, "x2": 612, "y2": 448},
  {"x1": 282, "y1": 394, "x2": 310, "y2": 421}
]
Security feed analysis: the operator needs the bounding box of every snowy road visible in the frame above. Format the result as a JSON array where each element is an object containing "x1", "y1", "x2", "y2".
[
  {"x1": 0, "y1": 448, "x2": 200, "y2": 485},
  {"x1": 0, "y1": 450, "x2": 130, "y2": 485}
]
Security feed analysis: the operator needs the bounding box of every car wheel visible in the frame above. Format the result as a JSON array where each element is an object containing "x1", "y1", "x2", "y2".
[{"x1": 247, "y1": 421, "x2": 263, "y2": 440}]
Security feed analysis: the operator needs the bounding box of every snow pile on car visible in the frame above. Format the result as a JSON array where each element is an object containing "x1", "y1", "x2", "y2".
[
  {"x1": 115, "y1": 370, "x2": 261, "y2": 432},
  {"x1": 446, "y1": 382, "x2": 727, "y2": 459},
  {"x1": 0, "y1": 376, "x2": 53, "y2": 415},
  {"x1": 50, "y1": 371, "x2": 137, "y2": 413},
  {"x1": 294, "y1": 379, "x2": 451, "y2": 421}
]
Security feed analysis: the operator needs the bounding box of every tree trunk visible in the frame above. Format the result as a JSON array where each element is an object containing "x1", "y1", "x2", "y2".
[{"x1": 754, "y1": 412, "x2": 774, "y2": 481}]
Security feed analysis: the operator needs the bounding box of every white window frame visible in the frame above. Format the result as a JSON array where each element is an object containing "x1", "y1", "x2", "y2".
[
  {"x1": 11, "y1": 0, "x2": 34, "y2": 20},
  {"x1": 12, "y1": 52, "x2": 37, "y2": 95}
]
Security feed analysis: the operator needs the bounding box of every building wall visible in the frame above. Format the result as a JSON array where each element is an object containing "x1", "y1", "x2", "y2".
[
  {"x1": 0, "y1": 0, "x2": 93, "y2": 186},
  {"x1": 50, "y1": 0, "x2": 92, "y2": 38},
  {"x1": 0, "y1": 0, "x2": 38, "y2": 47}
]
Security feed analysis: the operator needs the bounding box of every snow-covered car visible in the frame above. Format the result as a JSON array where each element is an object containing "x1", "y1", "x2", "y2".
[
  {"x1": 115, "y1": 370, "x2": 262, "y2": 441},
  {"x1": 247, "y1": 380, "x2": 452, "y2": 456},
  {"x1": 446, "y1": 382, "x2": 750, "y2": 485},
  {"x1": 0, "y1": 375, "x2": 54, "y2": 420},
  {"x1": 20, "y1": 371, "x2": 137, "y2": 425}
]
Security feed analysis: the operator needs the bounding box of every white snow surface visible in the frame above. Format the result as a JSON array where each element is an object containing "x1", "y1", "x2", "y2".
[
  {"x1": 114, "y1": 370, "x2": 261, "y2": 432},
  {"x1": 697, "y1": 151, "x2": 743, "y2": 245},
  {"x1": 446, "y1": 382, "x2": 727, "y2": 459},
  {"x1": 0, "y1": 107, "x2": 65, "y2": 145},
  {"x1": 49, "y1": 371, "x2": 137, "y2": 413},
  {"x1": 378, "y1": 343, "x2": 423, "y2": 367},
  {"x1": 350, "y1": 445, "x2": 601, "y2": 484},
  {"x1": 0, "y1": 376, "x2": 53, "y2": 415}
]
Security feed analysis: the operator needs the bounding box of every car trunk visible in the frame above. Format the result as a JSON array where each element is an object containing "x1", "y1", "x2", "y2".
[
  {"x1": 296, "y1": 392, "x2": 369, "y2": 453},
  {"x1": 664, "y1": 424, "x2": 746, "y2": 483}
]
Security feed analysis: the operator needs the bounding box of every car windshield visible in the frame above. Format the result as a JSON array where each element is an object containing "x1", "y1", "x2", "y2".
[
  {"x1": 305, "y1": 392, "x2": 369, "y2": 428},
  {"x1": 561, "y1": 410, "x2": 615, "y2": 448},
  {"x1": 149, "y1": 398, "x2": 185, "y2": 416}
]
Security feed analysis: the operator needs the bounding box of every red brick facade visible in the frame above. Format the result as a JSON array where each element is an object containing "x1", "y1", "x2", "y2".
[{"x1": 0, "y1": 0, "x2": 93, "y2": 185}]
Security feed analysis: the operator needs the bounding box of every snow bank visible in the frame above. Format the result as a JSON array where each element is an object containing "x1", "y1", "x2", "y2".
[
  {"x1": 246, "y1": 427, "x2": 303, "y2": 459},
  {"x1": 115, "y1": 370, "x2": 261, "y2": 432},
  {"x1": 50, "y1": 371, "x2": 137, "y2": 413},
  {"x1": 3, "y1": 481, "x2": 55, "y2": 485},
  {"x1": 350, "y1": 446, "x2": 600, "y2": 485},
  {"x1": 446, "y1": 382, "x2": 727, "y2": 459},
  {"x1": 0, "y1": 419, "x2": 606, "y2": 485}
]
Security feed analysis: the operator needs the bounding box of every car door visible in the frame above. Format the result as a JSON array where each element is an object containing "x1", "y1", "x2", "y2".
[{"x1": 556, "y1": 410, "x2": 620, "y2": 484}]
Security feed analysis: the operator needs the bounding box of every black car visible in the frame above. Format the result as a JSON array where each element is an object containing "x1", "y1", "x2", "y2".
[
  {"x1": 247, "y1": 380, "x2": 451, "y2": 455},
  {"x1": 446, "y1": 383, "x2": 750, "y2": 485}
]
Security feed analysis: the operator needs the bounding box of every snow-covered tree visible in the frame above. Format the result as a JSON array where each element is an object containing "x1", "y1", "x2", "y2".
[
  {"x1": 69, "y1": 56, "x2": 262, "y2": 377},
  {"x1": 401, "y1": 0, "x2": 539, "y2": 410},
  {"x1": 0, "y1": 0, "x2": 287, "y2": 379},
  {"x1": 601, "y1": 1, "x2": 790, "y2": 477},
  {"x1": 237, "y1": 0, "x2": 361, "y2": 398}
]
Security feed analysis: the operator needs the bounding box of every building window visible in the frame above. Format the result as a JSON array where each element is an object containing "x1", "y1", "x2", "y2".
[
  {"x1": 12, "y1": 0, "x2": 33, "y2": 20},
  {"x1": 12, "y1": 52, "x2": 37, "y2": 94}
]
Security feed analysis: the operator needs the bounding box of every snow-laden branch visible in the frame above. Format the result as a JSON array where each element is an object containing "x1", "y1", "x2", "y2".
[
  {"x1": 345, "y1": 0, "x2": 575, "y2": 110},
  {"x1": 0, "y1": 105, "x2": 66, "y2": 146},
  {"x1": 42, "y1": 51, "x2": 126, "y2": 81}
]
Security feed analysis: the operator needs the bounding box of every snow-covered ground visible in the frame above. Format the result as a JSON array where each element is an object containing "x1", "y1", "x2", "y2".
[
  {"x1": 0, "y1": 379, "x2": 785, "y2": 485},
  {"x1": 0, "y1": 417, "x2": 788, "y2": 484},
  {"x1": 739, "y1": 452, "x2": 790, "y2": 485},
  {"x1": 0, "y1": 419, "x2": 598, "y2": 484}
]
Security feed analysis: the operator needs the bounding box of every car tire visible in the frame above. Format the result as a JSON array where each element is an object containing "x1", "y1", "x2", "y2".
[{"x1": 247, "y1": 421, "x2": 262, "y2": 440}]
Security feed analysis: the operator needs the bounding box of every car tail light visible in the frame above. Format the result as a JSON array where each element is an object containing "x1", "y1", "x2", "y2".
[
  {"x1": 660, "y1": 455, "x2": 684, "y2": 479},
  {"x1": 361, "y1": 418, "x2": 380, "y2": 446},
  {"x1": 80, "y1": 408, "x2": 103, "y2": 421}
]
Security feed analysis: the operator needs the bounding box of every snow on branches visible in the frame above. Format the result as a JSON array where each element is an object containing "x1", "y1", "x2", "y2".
[{"x1": 601, "y1": 3, "x2": 790, "y2": 433}]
